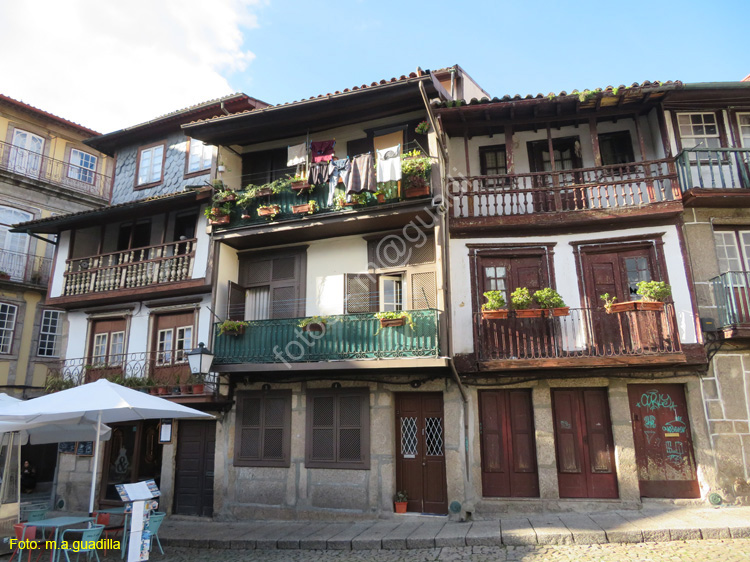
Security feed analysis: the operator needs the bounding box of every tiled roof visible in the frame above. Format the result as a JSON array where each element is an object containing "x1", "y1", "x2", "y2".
[
  {"x1": 0, "y1": 93, "x2": 100, "y2": 136},
  {"x1": 184, "y1": 69, "x2": 430, "y2": 127},
  {"x1": 432, "y1": 80, "x2": 683, "y2": 108}
]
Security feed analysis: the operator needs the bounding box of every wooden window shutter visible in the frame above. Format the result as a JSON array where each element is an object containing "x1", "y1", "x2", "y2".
[
  {"x1": 227, "y1": 281, "x2": 245, "y2": 320},
  {"x1": 345, "y1": 274, "x2": 378, "y2": 313},
  {"x1": 306, "y1": 388, "x2": 370, "y2": 469},
  {"x1": 234, "y1": 391, "x2": 291, "y2": 467}
]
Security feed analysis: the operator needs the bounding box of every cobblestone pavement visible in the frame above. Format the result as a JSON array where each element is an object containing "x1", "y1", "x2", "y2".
[{"x1": 103, "y1": 539, "x2": 750, "y2": 561}]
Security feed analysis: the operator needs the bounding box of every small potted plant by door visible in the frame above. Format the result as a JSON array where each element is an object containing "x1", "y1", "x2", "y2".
[
  {"x1": 289, "y1": 173, "x2": 311, "y2": 192},
  {"x1": 481, "y1": 290, "x2": 509, "y2": 319},
  {"x1": 292, "y1": 200, "x2": 318, "y2": 215},
  {"x1": 533, "y1": 288, "x2": 570, "y2": 317},
  {"x1": 218, "y1": 319, "x2": 249, "y2": 336},
  {"x1": 298, "y1": 316, "x2": 328, "y2": 333},
  {"x1": 394, "y1": 491, "x2": 408, "y2": 514},
  {"x1": 511, "y1": 287, "x2": 543, "y2": 318}
]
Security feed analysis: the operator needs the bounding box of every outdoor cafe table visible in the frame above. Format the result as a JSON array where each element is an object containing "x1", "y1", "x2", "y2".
[
  {"x1": 24, "y1": 516, "x2": 93, "y2": 562},
  {"x1": 97, "y1": 506, "x2": 129, "y2": 559}
]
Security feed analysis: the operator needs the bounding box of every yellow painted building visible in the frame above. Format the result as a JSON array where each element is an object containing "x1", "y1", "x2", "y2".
[{"x1": 0, "y1": 94, "x2": 111, "y2": 396}]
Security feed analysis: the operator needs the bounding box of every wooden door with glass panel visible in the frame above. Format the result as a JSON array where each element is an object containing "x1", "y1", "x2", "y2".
[
  {"x1": 151, "y1": 312, "x2": 194, "y2": 389},
  {"x1": 87, "y1": 318, "x2": 126, "y2": 382}
]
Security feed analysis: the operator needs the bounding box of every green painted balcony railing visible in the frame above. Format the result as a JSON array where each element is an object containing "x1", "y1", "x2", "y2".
[
  {"x1": 212, "y1": 309, "x2": 441, "y2": 364},
  {"x1": 711, "y1": 271, "x2": 750, "y2": 328},
  {"x1": 677, "y1": 148, "x2": 750, "y2": 190}
]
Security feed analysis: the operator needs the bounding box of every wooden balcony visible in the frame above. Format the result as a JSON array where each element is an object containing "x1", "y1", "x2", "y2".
[
  {"x1": 448, "y1": 159, "x2": 681, "y2": 233},
  {"x1": 0, "y1": 139, "x2": 111, "y2": 200},
  {"x1": 476, "y1": 305, "x2": 685, "y2": 371},
  {"x1": 212, "y1": 309, "x2": 441, "y2": 368},
  {"x1": 677, "y1": 148, "x2": 750, "y2": 206},
  {"x1": 59, "y1": 239, "x2": 199, "y2": 301}
]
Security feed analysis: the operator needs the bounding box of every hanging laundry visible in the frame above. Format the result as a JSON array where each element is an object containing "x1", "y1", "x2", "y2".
[
  {"x1": 308, "y1": 162, "x2": 330, "y2": 186},
  {"x1": 347, "y1": 153, "x2": 377, "y2": 195},
  {"x1": 376, "y1": 144, "x2": 401, "y2": 183},
  {"x1": 327, "y1": 158, "x2": 350, "y2": 206},
  {"x1": 287, "y1": 142, "x2": 307, "y2": 166},
  {"x1": 311, "y1": 140, "x2": 336, "y2": 163}
]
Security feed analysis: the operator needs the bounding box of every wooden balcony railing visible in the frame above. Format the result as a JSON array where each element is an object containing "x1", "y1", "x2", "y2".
[
  {"x1": 0, "y1": 250, "x2": 52, "y2": 285},
  {"x1": 448, "y1": 159, "x2": 679, "y2": 219},
  {"x1": 477, "y1": 305, "x2": 681, "y2": 363},
  {"x1": 62, "y1": 239, "x2": 196, "y2": 296},
  {"x1": 677, "y1": 148, "x2": 750, "y2": 190},
  {"x1": 213, "y1": 309, "x2": 441, "y2": 365},
  {"x1": 711, "y1": 271, "x2": 750, "y2": 328},
  {"x1": 0, "y1": 140, "x2": 111, "y2": 199}
]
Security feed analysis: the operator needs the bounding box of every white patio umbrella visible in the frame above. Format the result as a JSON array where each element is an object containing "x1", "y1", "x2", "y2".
[{"x1": 0, "y1": 380, "x2": 214, "y2": 513}]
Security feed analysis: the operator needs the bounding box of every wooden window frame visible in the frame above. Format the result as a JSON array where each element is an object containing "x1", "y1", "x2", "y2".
[
  {"x1": 598, "y1": 131, "x2": 635, "y2": 166},
  {"x1": 134, "y1": 141, "x2": 167, "y2": 190},
  {"x1": 184, "y1": 138, "x2": 213, "y2": 179},
  {"x1": 37, "y1": 309, "x2": 63, "y2": 357},
  {"x1": 67, "y1": 148, "x2": 98, "y2": 184},
  {"x1": 0, "y1": 303, "x2": 18, "y2": 355},
  {"x1": 479, "y1": 144, "x2": 508, "y2": 176},
  {"x1": 234, "y1": 390, "x2": 292, "y2": 468},
  {"x1": 305, "y1": 388, "x2": 370, "y2": 470}
]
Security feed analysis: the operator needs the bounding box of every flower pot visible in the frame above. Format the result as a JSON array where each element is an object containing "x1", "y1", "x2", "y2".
[
  {"x1": 514, "y1": 309, "x2": 544, "y2": 318},
  {"x1": 214, "y1": 193, "x2": 236, "y2": 202},
  {"x1": 379, "y1": 317, "x2": 406, "y2": 328},
  {"x1": 302, "y1": 322, "x2": 325, "y2": 332},
  {"x1": 292, "y1": 204, "x2": 313, "y2": 214},
  {"x1": 255, "y1": 188, "x2": 273, "y2": 197},
  {"x1": 221, "y1": 325, "x2": 246, "y2": 337},
  {"x1": 209, "y1": 214, "x2": 231, "y2": 225},
  {"x1": 405, "y1": 185, "x2": 430, "y2": 199},
  {"x1": 376, "y1": 194, "x2": 386, "y2": 204},
  {"x1": 157, "y1": 386, "x2": 169, "y2": 396},
  {"x1": 191, "y1": 383, "x2": 205, "y2": 395},
  {"x1": 394, "y1": 501, "x2": 407, "y2": 514},
  {"x1": 482, "y1": 309, "x2": 509, "y2": 320},
  {"x1": 635, "y1": 301, "x2": 664, "y2": 311},
  {"x1": 180, "y1": 384, "x2": 191, "y2": 395},
  {"x1": 257, "y1": 205, "x2": 281, "y2": 217},
  {"x1": 607, "y1": 301, "x2": 664, "y2": 314},
  {"x1": 542, "y1": 307, "x2": 570, "y2": 317},
  {"x1": 291, "y1": 181, "x2": 311, "y2": 191},
  {"x1": 149, "y1": 387, "x2": 158, "y2": 396}
]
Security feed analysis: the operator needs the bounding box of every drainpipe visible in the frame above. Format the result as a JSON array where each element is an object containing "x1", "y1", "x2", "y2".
[{"x1": 450, "y1": 68, "x2": 457, "y2": 99}]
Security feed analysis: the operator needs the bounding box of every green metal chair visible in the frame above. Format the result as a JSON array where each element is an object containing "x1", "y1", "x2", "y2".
[
  {"x1": 22, "y1": 507, "x2": 47, "y2": 522},
  {"x1": 59, "y1": 524, "x2": 104, "y2": 562},
  {"x1": 144, "y1": 512, "x2": 165, "y2": 555}
]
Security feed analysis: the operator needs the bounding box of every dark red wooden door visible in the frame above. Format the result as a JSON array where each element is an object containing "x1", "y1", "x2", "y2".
[
  {"x1": 174, "y1": 420, "x2": 216, "y2": 516},
  {"x1": 479, "y1": 390, "x2": 539, "y2": 497},
  {"x1": 552, "y1": 388, "x2": 618, "y2": 499},
  {"x1": 395, "y1": 393, "x2": 448, "y2": 514},
  {"x1": 628, "y1": 384, "x2": 700, "y2": 498}
]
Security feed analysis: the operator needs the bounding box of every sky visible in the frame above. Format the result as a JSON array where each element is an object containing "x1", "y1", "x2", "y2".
[{"x1": 0, "y1": 0, "x2": 748, "y2": 134}]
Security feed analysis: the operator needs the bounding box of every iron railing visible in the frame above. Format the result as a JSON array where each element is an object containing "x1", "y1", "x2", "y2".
[
  {"x1": 62, "y1": 238, "x2": 196, "y2": 296},
  {"x1": 448, "y1": 159, "x2": 679, "y2": 219},
  {"x1": 0, "y1": 140, "x2": 111, "y2": 199},
  {"x1": 477, "y1": 305, "x2": 681, "y2": 362},
  {"x1": 213, "y1": 309, "x2": 441, "y2": 364},
  {"x1": 711, "y1": 271, "x2": 750, "y2": 327},
  {"x1": 0, "y1": 250, "x2": 52, "y2": 285},
  {"x1": 676, "y1": 147, "x2": 750, "y2": 190}
]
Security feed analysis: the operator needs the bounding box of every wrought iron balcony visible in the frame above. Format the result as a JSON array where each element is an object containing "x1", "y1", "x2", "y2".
[
  {"x1": 476, "y1": 305, "x2": 682, "y2": 367},
  {"x1": 62, "y1": 238, "x2": 196, "y2": 296},
  {"x1": 711, "y1": 271, "x2": 750, "y2": 328},
  {"x1": 0, "y1": 140, "x2": 111, "y2": 199},
  {"x1": 0, "y1": 250, "x2": 52, "y2": 285},
  {"x1": 677, "y1": 148, "x2": 750, "y2": 190},
  {"x1": 448, "y1": 159, "x2": 679, "y2": 219},
  {"x1": 212, "y1": 309, "x2": 441, "y2": 365}
]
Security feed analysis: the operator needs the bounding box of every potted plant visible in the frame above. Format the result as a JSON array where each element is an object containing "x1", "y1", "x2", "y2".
[
  {"x1": 415, "y1": 121, "x2": 429, "y2": 135},
  {"x1": 147, "y1": 378, "x2": 159, "y2": 395},
  {"x1": 604, "y1": 281, "x2": 672, "y2": 313},
  {"x1": 394, "y1": 491, "x2": 408, "y2": 514},
  {"x1": 204, "y1": 202, "x2": 232, "y2": 225},
  {"x1": 257, "y1": 204, "x2": 281, "y2": 219},
  {"x1": 292, "y1": 200, "x2": 318, "y2": 215},
  {"x1": 289, "y1": 173, "x2": 311, "y2": 192},
  {"x1": 374, "y1": 311, "x2": 415, "y2": 329},
  {"x1": 334, "y1": 193, "x2": 368, "y2": 209},
  {"x1": 218, "y1": 319, "x2": 249, "y2": 336},
  {"x1": 45, "y1": 374, "x2": 74, "y2": 394},
  {"x1": 533, "y1": 288, "x2": 569, "y2": 317},
  {"x1": 244, "y1": 177, "x2": 291, "y2": 199},
  {"x1": 188, "y1": 374, "x2": 205, "y2": 395},
  {"x1": 511, "y1": 287, "x2": 542, "y2": 318},
  {"x1": 481, "y1": 290, "x2": 508, "y2": 319},
  {"x1": 601, "y1": 293, "x2": 618, "y2": 314},
  {"x1": 298, "y1": 316, "x2": 328, "y2": 332},
  {"x1": 0, "y1": 271, "x2": 10, "y2": 280},
  {"x1": 212, "y1": 187, "x2": 236, "y2": 204},
  {"x1": 401, "y1": 150, "x2": 432, "y2": 198}
]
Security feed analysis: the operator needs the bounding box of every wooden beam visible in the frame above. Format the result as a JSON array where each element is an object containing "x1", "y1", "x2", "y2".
[
  {"x1": 589, "y1": 116, "x2": 602, "y2": 167},
  {"x1": 546, "y1": 125, "x2": 556, "y2": 171},
  {"x1": 634, "y1": 113, "x2": 648, "y2": 161},
  {"x1": 656, "y1": 105, "x2": 673, "y2": 158},
  {"x1": 478, "y1": 353, "x2": 687, "y2": 371},
  {"x1": 504, "y1": 125, "x2": 514, "y2": 174}
]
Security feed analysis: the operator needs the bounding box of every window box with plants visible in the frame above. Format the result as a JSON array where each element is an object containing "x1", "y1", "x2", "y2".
[
  {"x1": 244, "y1": 177, "x2": 291, "y2": 200},
  {"x1": 211, "y1": 181, "x2": 237, "y2": 203},
  {"x1": 334, "y1": 193, "x2": 368, "y2": 209},
  {"x1": 511, "y1": 287, "x2": 543, "y2": 318},
  {"x1": 257, "y1": 204, "x2": 282, "y2": 219},
  {"x1": 292, "y1": 200, "x2": 319, "y2": 215},
  {"x1": 204, "y1": 202, "x2": 232, "y2": 225},
  {"x1": 375, "y1": 311, "x2": 415, "y2": 329},
  {"x1": 218, "y1": 319, "x2": 249, "y2": 336},
  {"x1": 402, "y1": 149, "x2": 432, "y2": 199},
  {"x1": 601, "y1": 281, "x2": 671, "y2": 314},
  {"x1": 533, "y1": 288, "x2": 569, "y2": 317},
  {"x1": 289, "y1": 173, "x2": 311, "y2": 192},
  {"x1": 375, "y1": 183, "x2": 399, "y2": 204},
  {"x1": 481, "y1": 290, "x2": 509, "y2": 319},
  {"x1": 394, "y1": 490, "x2": 408, "y2": 514},
  {"x1": 298, "y1": 316, "x2": 328, "y2": 332}
]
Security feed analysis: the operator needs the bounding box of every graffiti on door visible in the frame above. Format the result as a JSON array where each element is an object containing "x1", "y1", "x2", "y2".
[{"x1": 636, "y1": 390, "x2": 676, "y2": 412}]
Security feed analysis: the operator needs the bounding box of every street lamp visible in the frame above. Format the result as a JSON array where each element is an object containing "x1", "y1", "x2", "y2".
[{"x1": 186, "y1": 342, "x2": 214, "y2": 375}]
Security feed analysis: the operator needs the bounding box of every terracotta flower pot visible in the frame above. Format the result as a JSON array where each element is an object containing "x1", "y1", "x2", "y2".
[
  {"x1": 180, "y1": 384, "x2": 191, "y2": 395},
  {"x1": 394, "y1": 501, "x2": 407, "y2": 514},
  {"x1": 482, "y1": 309, "x2": 509, "y2": 320},
  {"x1": 291, "y1": 181, "x2": 311, "y2": 191},
  {"x1": 258, "y1": 205, "x2": 281, "y2": 217},
  {"x1": 292, "y1": 204, "x2": 313, "y2": 214},
  {"x1": 607, "y1": 301, "x2": 664, "y2": 314},
  {"x1": 379, "y1": 317, "x2": 406, "y2": 328},
  {"x1": 405, "y1": 185, "x2": 430, "y2": 199},
  {"x1": 157, "y1": 386, "x2": 169, "y2": 396},
  {"x1": 514, "y1": 309, "x2": 544, "y2": 318},
  {"x1": 191, "y1": 383, "x2": 205, "y2": 395},
  {"x1": 255, "y1": 188, "x2": 273, "y2": 197},
  {"x1": 542, "y1": 307, "x2": 570, "y2": 317},
  {"x1": 209, "y1": 214, "x2": 231, "y2": 225}
]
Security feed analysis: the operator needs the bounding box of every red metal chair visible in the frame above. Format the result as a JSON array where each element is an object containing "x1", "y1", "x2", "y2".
[
  {"x1": 9, "y1": 524, "x2": 45, "y2": 562},
  {"x1": 93, "y1": 512, "x2": 124, "y2": 555}
]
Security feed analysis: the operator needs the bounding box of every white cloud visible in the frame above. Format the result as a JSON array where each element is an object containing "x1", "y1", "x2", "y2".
[{"x1": 0, "y1": 0, "x2": 260, "y2": 133}]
